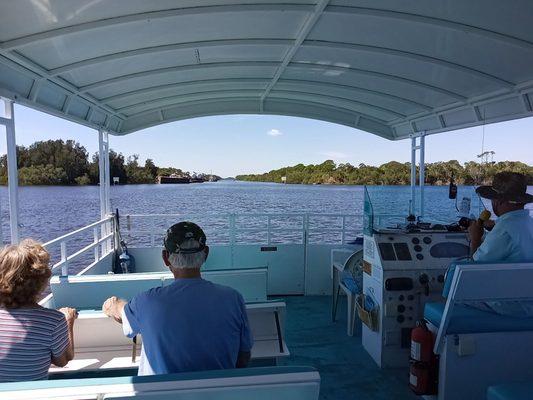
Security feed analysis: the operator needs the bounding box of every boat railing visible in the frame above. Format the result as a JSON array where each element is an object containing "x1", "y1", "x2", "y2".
[
  {"x1": 43, "y1": 216, "x2": 114, "y2": 275},
  {"x1": 40, "y1": 211, "x2": 406, "y2": 276},
  {"x1": 120, "y1": 212, "x2": 402, "y2": 246}
]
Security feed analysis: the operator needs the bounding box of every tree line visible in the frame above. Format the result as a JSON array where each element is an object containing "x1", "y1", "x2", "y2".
[
  {"x1": 236, "y1": 160, "x2": 533, "y2": 186},
  {"x1": 0, "y1": 140, "x2": 218, "y2": 185}
]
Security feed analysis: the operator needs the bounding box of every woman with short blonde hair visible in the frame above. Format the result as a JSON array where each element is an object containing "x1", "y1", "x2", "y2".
[{"x1": 0, "y1": 239, "x2": 77, "y2": 382}]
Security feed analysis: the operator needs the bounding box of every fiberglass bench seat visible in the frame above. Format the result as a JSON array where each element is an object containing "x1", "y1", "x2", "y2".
[
  {"x1": 49, "y1": 301, "x2": 288, "y2": 374},
  {"x1": 0, "y1": 366, "x2": 320, "y2": 400},
  {"x1": 50, "y1": 267, "x2": 268, "y2": 309},
  {"x1": 424, "y1": 302, "x2": 533, "y2": 334},
  {"x1": 487, "y1": 382, "x2": 533, "y2": 400}
]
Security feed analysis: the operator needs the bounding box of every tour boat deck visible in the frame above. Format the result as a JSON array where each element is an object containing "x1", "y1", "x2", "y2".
[{"x1": 276, "y1": 296, "x2": 416, "y2": 400}]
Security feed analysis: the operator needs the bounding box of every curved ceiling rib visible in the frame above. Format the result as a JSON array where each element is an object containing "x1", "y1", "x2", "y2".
[
  {"x1": 124, "y1": 97, "x2": 391, "y2": 135},
  {"x1": 79, "y1": 60, "x2": 467, "y2": 101},
  {"x1": 78, "y1": 61, "x2": 278, "y2": 93},
  {"x1": 288, "y1": 62, "x2": 467, "y2": 101},
  {"x1": 269, "y1": 90, "x2": 406, "y2": 118},
  {"x1": 48, "y1": 39, "x2": 293, "y2": 76},
  {"x1": 117, "y1": 90, "x2": 263, "y2": 113},
  {"x1": 0, "y1": 4, "x2": 313, "y2": 50},
  {"x1": 303, "y1": 41, "x2": 514, "y2": 87},
  {"x1": 3, "y1": 4, "x2": 532, "y2": 52},
  {"x1": 277, "y1": 79, "x2": 432, "y2": 111},
  {"x1": 100, "y1": 78, "x2": 431, "y2": 112},
  {"x1": 100, "y1": 78, "x2": 269, "y2": 103},
  {"x1": 115, "y1": 88, "x2": 407, "y2": 119},
  {"x1": 2, "y1": 50, "x2": 126, "y2": 120},
  {"x1": 48, "y1": 37, "x2": 514, "y2": 88},
  {"x1": 325, "y1": 6, "x2": 533, "y2": 52},
  {"x1": 131, "y1": 94, "x2": 389, "y2": 123}
]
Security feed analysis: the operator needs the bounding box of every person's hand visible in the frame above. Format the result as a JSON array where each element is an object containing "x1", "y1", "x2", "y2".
[
  {"x1": 484, "y1": 219, "x2": 496, "y2": 231},
  {"x1": 59, "y1": 307, "x2": 78, "y2": 326},
  {"x1": 102, "y1": 296, "x2": 125, "y2": 323},
  {"x1": 467, "y1": 219, "x2": 484, "y2": 242}
]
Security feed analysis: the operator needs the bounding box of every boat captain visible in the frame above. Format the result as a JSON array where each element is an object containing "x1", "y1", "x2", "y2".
[{"x1": 468, "y1": 171, "x2": 533, "y2": 315}]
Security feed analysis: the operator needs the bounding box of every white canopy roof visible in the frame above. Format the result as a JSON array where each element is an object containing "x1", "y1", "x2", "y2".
[{"x1": 1, "y1": 1, "x2": 533, "y2": 139}]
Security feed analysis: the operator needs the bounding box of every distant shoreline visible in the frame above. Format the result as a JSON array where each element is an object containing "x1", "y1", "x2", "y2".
[{"x1": 236, "y1": 159, "x2": 532, "y2": 186}]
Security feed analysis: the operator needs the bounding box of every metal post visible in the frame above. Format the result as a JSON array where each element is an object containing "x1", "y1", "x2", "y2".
[
  {"x1": 98, "y1": 130, "x2": 107, "y2": 220},
  {"x1": 60, "y1": 241, "x2": 68, "y2": 276},
  {"x1": 410, "y1": 136, "x2": 417, "y2": 216},
  {"x1": 103, "y1": 131, "x2": 111, "y2": 215},
  {"x1": 103, "y1": 132, "x2": 112, "y2": 253},
  {"x1": 419, "y1": 133, "x2": 426, "y2": 218},
  {"x1": 3, "y1": 99, "x2": 19, "y2": 244}
]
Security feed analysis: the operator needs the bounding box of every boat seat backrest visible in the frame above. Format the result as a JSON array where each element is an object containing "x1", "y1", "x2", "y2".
[
  {"x1": 433, "y1": 262, "x2": 533, "y2": 354},
  {"x1": 50, "y1": 274, "x2": 163, "y2": 309},
  {"x1": 50, "y1": 267, "x2": 267, "y2": 309},
  {"x1": 0, "y1": 366, "x2": 320, "y2": 400},
  {"x1": 73, "y1": 302, "x2": 286, "y2": 356}
]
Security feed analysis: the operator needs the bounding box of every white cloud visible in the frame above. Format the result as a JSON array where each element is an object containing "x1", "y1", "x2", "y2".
[
  {"x1": 267, "y1": 129, "x2": 283, "y2": 137},
  {"x1": 320, "y1": 151, "x2": 348, "y2": 159}
]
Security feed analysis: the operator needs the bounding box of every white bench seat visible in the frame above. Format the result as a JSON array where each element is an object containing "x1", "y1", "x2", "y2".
[{"x1": 49, "y1": 301, "x2": 288, "y2": 374}]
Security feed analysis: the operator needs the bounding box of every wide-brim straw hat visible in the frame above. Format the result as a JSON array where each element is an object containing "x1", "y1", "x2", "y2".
[{"x1": 476, "y1": 172, "x2": 533, "y2": 203}]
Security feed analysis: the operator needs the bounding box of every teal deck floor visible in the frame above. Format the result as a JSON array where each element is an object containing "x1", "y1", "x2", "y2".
[{"x1": 276, "y1": 296, "x2": 418, "y2": 400}]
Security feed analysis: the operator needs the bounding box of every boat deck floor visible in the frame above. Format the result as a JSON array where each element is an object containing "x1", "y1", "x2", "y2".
[{"x1": 275, "y1": 296, "x2": 418, "y2": 400}]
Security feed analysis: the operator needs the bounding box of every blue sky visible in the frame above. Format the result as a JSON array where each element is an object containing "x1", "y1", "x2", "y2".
[{"x1": 1, "y1": 104, "x2": 532, "y2": 177}]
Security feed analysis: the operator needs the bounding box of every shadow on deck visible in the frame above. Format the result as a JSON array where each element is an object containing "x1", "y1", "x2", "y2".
[{"x1": 275, "y1": 296, "x2": 418, "y2": 400}]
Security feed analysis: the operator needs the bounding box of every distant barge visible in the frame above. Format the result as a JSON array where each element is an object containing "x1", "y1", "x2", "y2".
[{"x1": 157, "y1": 176, "x2": 204, "y2": 184}]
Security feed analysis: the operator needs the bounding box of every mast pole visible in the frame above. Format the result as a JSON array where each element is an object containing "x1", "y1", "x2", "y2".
[
  {"x1": 419, "y1": 132, "x2": 426, "y2": 218},
  {"x1": 410, "y1": 135, "x2": 416, "y2": 215}
]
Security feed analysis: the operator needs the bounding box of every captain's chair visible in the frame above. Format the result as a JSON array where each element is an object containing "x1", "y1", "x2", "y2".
[{"x1": 331, "y1": 249, "x2": 363, "y2": 336}]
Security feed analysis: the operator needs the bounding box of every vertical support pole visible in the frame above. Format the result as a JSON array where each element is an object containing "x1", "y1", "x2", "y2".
[
  {"x1": 103, "y1": 132, "x2": 112, "y2": 253},
  {"x1": 419, "y1": 133, "x2": 426, "y2": 218},
  {"x1": 410, "y1": 136, "x2": 417, "y2": 216},
  {"x1": 98, "y1": 129, "x2": 112, "y2": 254},
  {"x1": 103, "y1": 131, "x2": 111, "y2": 215},
  {"x1": 98, "y1": 130, "x2": 107, "y2": 255},
  {"x1": 4, "y1": 99, "x2": 19, "y2": 244},
  {"x1": 60, "y1": 241, "x2": 68, "y2": 276},
  {"x1": 98, "y1": 129, "x2": 107, "y2": 220}
]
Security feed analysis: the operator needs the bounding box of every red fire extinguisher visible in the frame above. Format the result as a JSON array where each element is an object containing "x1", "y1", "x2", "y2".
[
  {"x1": 411, "y1": 320, "x2": 433, "y2": 363},
  {"x1": 409, "y1": 321, "x2": 438, "y2": 395}
]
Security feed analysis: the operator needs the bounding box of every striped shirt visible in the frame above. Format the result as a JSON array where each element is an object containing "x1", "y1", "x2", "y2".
[{"x1": 0, "y1": 307, "x2": 69, "y2": 382}]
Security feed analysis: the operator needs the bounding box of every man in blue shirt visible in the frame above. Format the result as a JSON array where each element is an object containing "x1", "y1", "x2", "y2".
[
  {"x1": 469, "y1": 172, "x2": 533, "y2": 262},
  {"x1": 468, "y1": 172, "x2": 533, "y2": 315},
  {"x1": 102, "y1": 222, "x2": 253, "y2": 375}
]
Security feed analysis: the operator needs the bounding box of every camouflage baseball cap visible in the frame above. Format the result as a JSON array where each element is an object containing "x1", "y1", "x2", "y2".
[{"x1": 163, "y1": 221, "x2": 207, "y2": 254}]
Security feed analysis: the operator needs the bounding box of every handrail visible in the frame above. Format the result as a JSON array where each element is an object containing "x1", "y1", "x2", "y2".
[
  {"x1": 44, "y1": 217, "x2": 113, "y2": 248},
  {"x1": 44, "y1": 216, "x2": 115, "y2": 276},
  {"x1": 122, "y1": 212, "x2": 364, "y2": 246}
]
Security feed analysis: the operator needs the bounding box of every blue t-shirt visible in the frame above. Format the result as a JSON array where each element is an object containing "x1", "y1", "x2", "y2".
[{"x1": 122, "y1": 278, "x2": 253, "y2": 375}]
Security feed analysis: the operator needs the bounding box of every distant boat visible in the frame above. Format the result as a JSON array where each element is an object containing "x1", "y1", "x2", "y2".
[{"x1": 157, "y1": 175, "x2": 191, "y2": 184}]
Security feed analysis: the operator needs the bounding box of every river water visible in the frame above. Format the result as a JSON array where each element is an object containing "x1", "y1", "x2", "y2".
[
  {"x1": 0, "y1": 182, "x2": 531, "y2": 271},
  {"x1": 0, "y1": 182, "x2": 484, "y2": 242}
]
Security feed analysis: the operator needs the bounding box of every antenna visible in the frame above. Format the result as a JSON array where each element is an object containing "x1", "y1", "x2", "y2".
[{"x1": 476, "y1": 108, "x2": 495, "y2": 165}]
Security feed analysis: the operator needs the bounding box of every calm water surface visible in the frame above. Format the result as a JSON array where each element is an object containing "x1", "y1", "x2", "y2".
[
  {"x1": 0, "y1": 181, "x2": 531, "y2": 271},
  {"x1": 1, "y1": 181, "x2": 532, "y2": 243}
]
